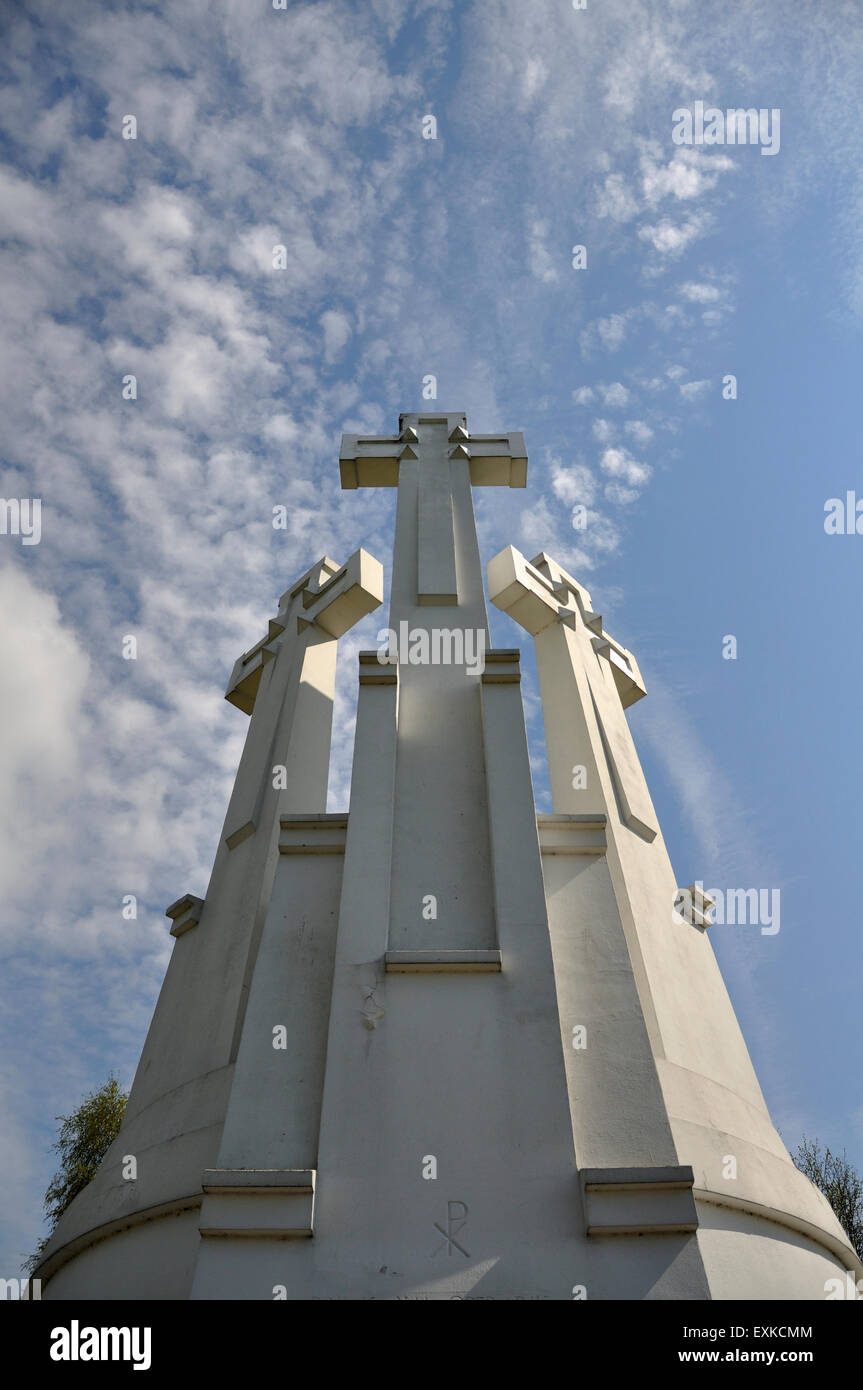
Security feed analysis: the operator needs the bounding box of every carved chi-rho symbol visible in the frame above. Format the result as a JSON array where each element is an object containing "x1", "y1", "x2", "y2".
[{"x1": 431, "y1": 1200, "x2": 470, "y2": 1257}]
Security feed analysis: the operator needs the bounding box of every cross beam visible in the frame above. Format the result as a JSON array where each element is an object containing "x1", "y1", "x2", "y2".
[
  {"x1": 226, "y1": 549, "x2": 383, "y2": 714},
  {"x1": 487, "y1": 546, "x2": 646, "y2": 706}
]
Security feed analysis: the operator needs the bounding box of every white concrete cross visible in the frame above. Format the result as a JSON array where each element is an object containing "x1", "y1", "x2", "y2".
[
  {"x1": 225, "y1": 550, "x2": 383, "y2": 715},
  {"x1": 222, "y1": 548, "x2": 383, "y2": 849},
  {"x1": 340, "y1": 414, "x2": 527, "y2": 606},
  {"x1": 488, "y1": 544, "x2": 657, "y2": 841}
]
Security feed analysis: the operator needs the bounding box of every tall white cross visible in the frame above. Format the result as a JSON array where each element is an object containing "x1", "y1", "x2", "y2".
[
  {"x1": 340, "y1": 413, "x2": 526, "y2": 611},
  {"x1": 488, "y1": 543, "x2": 657, "y2": 842},
  {"x1": 222, "y1": 547, "x2": 383, "y2": 848},
  {"x1": 339, "y1": 413, "x2": 528, "y2": 954}
]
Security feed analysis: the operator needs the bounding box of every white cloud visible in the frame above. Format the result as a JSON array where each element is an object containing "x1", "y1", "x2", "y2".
[
  {"x1": 101, "y1": 187, "x2": 196, "y2": 276},
  {"x1": 522, "y1": 56, "x2": 548, "y2": 102},
  {"x1": 679, "y1": 378, "x2": 711, "y2": 400},
  {"x1": 527, "y1": 217, "x2": 559, "y2": 284},
  {"x1": 582, "y1": 312, "x2": 634, "y2": 355},
  {"x1": 584, "y1": 510, "x2": 622, "y2": 555},
  {"x1": 638, "y1": 212, "x2": 709, "y2": 257},
  {"x1": 594, "y1": 172, "x2": 639, "y2": 223},
  {"x1": 0, "y1": 567, "x2": 90, "y2": 903},
  {"x1": 592, "y1": 417, "x2": 615, "y2": 443},
  {"x1": 601, "y1": 381, "x2": 630, "y2": 407},
  {"x1": 604, "y1": 481, "x2": 640, "y2": 505},
  {"x1": 679, "y1": 281, "x2": 722, "y2": 303},
  {"x1": 321, "y1": 308, "x2": 352, "y2": 362},
  {"x1": 551, "y1": 459, "x2": 597, "y2": 507},
  {"x1": 599, "y1": 445, "x2": 652, "y2": 489},
  {"x1": 597, "y1": 313, "x2": 630, "y2": 349},
  {"x1": 576, "y1": 381, "x2": 631, "y2": 408},
  {"x1": 520, "y1": 497, "x2": 595, "y2": 574},
  {"x1": 624, "y1": 419, "x2": 654, "y2": 443},
  {"x1": 262, "y1": 413, "x2": 302, "y2": 444},
  {"x1": 640, "y1": 148, "x2": 734, "y2": 206}
]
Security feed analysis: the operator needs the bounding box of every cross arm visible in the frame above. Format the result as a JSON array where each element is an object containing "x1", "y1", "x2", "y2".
[
  {"x1": 463, "y1": 433, "x2": 527, "y2": 487},
  {"x1": 487, "y1": 545, "x2": 576, "y2": 635},
  {"x1": 339, "y1": 436, "x2": 407, "y2": 489},
  {"x1": 226, "y1": 548, "x2": 383, "y2": 713},
  {"x1": 487, "y1": 544, "x2": 645, "y2": 706},
  {"x1": 292, "y1": 547, "x2": 384, "y2": 638},
  {"x1": 339, "y1": 426, "x2": 527, "y2": 489}
]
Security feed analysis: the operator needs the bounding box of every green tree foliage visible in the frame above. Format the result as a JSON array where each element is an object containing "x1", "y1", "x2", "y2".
[
  {"x1": 793, "y1": 1135, "x2": 863, "y2": 1259},
  {"x1": 25, "y1": 1075, "x2": 127, "y2": 1273}
]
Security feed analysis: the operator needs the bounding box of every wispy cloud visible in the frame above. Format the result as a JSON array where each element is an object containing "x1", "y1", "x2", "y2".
[{"x1": 4, "y1": 0, "x2": 863, "y2": 1273}]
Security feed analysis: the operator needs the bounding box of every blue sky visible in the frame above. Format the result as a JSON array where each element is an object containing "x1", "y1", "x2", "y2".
[{"x1": 1, "y1": 0, "x2": 861, "y2": 1275}]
